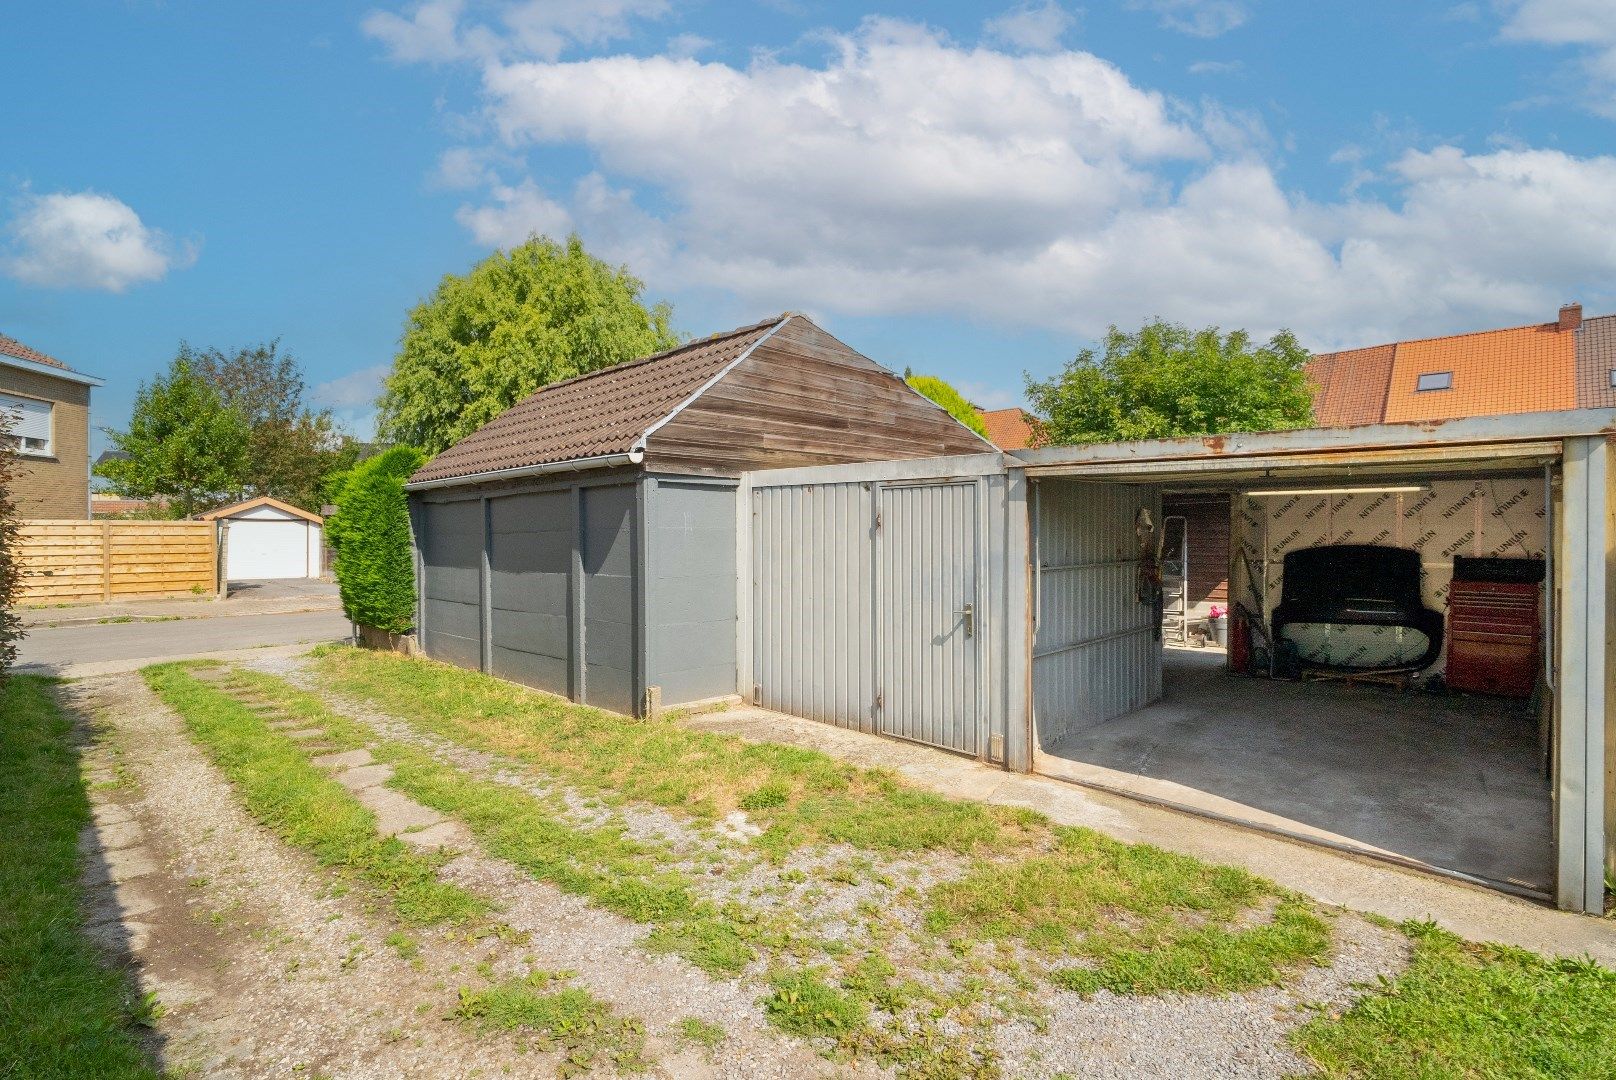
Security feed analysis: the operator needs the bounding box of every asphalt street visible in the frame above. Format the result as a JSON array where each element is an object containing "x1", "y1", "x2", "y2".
[{"x1": 15, "y1": 610, "x2": 353, "y2": 676}]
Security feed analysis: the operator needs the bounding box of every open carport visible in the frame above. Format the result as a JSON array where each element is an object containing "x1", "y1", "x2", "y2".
[{"x1": 1012, "y1": 410, "x2": 1612, "y2": 911}]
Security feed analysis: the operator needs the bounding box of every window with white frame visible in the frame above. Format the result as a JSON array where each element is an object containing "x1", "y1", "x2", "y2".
[
  {"x1": 0, "y1": 393, "x2": 53, "y2": 456},
  {"x1": 1415, "y1": 371, "x2": 1453, "y2": 392}
]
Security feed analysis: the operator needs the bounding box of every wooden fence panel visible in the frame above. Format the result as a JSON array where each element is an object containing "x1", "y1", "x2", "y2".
[{"x1": 17, "y1": 520, "x2": 219, "y2": 604}]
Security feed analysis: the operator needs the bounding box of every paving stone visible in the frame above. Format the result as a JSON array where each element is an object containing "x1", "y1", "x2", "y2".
[
  {"x1": 83, "y1": 918, "x2": 152, "y2": 955},
  {"x1": 314, "y1": 749, "x2": 373, "y2": 770},
  {"x1": 82, "y1": 846, "x2": 157, "y2": 887},
  {"x1": 359, "y1": 787, "x2": 444, "y2": 836},
  {"x1": 336, "y1": 764, "x2": 392, "y2": 791},
  {"x1": 79, "y1": 818, "x2": 144, "y2": 854},
  {"x1": 84, "y1": 881, "x2": 161, "y2": 925},
  {"x1": 92, "y1": 802, "x2": 136, "y2": 827},
  {"x1": 396, "y1": 820, "x2": 471, "y2": 851}
]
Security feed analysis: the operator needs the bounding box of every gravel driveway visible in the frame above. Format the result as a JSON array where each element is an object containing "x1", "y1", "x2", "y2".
[{"x1": 64, "y1": 657, "x2": 1409, "y2": 1078}]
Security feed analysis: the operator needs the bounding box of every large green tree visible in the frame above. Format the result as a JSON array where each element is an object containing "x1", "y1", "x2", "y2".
[
  {"x1": 191, "y1": 340, "x2": 360, "y2": 510},
  {"x1": 905, "y1": 374, "x2": 990, "y2": 437},
  {"x1": 377, "y1": 234, "x2": 679, "y2": 455},
  {"x1": 95, "y1": 359, "x2": 251, "y2": 518},
  {"x1": 1026, "y1": 319, "x2": 1315, "y2": 445}
]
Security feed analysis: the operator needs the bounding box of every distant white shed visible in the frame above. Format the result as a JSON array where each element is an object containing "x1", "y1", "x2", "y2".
[{"x1": 200, "y1": 496, "x2": 324, "y2": 581}]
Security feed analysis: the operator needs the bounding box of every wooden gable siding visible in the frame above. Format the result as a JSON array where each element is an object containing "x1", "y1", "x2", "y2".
[{"x1": 643, "y1": 317, "x2": 989, "y2": 476}]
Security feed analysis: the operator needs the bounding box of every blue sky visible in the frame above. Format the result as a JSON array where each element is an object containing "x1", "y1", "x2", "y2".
[{"x1": 3, "y1": 0, "x2": 1614, "y2": 453}]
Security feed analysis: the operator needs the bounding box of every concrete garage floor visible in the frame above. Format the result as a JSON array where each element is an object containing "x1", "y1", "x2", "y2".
[{"x1": 1039, "y1": 649, "x2": 1553, "y2": 896}]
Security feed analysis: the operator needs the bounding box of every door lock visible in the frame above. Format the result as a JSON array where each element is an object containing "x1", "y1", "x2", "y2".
[{"x1": 956, "y1": 602, "x2": 975, "y2": 638}]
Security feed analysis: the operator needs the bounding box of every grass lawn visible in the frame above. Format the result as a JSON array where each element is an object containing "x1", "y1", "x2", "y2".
[
  {"x1": 1294, "y1": 920, "x2": 1616, "y2": 1079},
  {"x1": 0, "y1": 676, "x2": 159, "y2": 1080}
]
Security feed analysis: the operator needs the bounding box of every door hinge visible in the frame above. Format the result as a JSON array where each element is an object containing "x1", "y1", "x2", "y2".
[
  {"x1": 874, "y1": 690, "x2": 883, "y2": 711},
  {"x1": 752, "y1": 684, "x2": 761, "y2": 706},
  {"x1": 875, "y1": 511, "x2": 883, "y2": 530}
]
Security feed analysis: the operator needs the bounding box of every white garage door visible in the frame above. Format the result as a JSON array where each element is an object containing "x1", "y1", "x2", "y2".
[{"x1": 226, "y1": 519, "x2": 309, "y2": 580}]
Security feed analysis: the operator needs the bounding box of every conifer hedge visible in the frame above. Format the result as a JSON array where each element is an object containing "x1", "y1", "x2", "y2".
[{"x1": 326, "y1": 446, "x2": 424, "y2": 636}]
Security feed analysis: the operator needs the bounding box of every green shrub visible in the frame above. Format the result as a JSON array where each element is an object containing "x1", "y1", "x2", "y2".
[{"x1": 326, "y1": 445, "x2": 424, "y2": 634}]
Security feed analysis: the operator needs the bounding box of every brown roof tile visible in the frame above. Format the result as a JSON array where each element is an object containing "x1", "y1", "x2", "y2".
[
  {"x1": 411, "y1": 315, "x2": 790, "y2": 484},
  {"x1": 1305, "y1": 344, "x2": 1394, "y2": 426},
  {"x1": 0, "y1": 331, "x2": 71, "y2": 370},
  {"x1": 980, "y1": 407, "x2": 1042, "y2": 449},
  {"x1": 1575, "y1": 314, "x2": 1616, "y2": 410},
  {"x1": 1384, "y1": 321, "x2": 1575, "y2": 422}
]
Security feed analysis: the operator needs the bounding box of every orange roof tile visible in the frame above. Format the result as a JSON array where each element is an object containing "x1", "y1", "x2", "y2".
[
  {"x1": 980, "y1": 407, "x2": 1042, "y2": 449},
  {"x1": 1383, "y1": 322, "x2": 1575, "y2": 422},
  {"x1": 1304, "y1": 344, "x2": 1394, "y2": 427}
]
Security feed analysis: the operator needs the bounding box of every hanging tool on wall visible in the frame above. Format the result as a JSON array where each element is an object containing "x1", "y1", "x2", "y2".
[{"x1": 1135, "y1": 507, "x2": 1163, "y2": 639}]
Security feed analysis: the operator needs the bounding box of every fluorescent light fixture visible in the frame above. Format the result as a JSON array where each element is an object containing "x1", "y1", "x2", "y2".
[{"x1": 1247, "y1": 485, "x2": 1428, "y2": 497}]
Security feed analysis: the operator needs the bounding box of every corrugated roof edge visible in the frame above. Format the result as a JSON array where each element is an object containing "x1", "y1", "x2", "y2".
[
  {"x1": 403, "y1": 313, "x2": 795, "y2": 491},
  {"x1": 1008, "y1": 407, "x2": 1616, "y2": 469}
]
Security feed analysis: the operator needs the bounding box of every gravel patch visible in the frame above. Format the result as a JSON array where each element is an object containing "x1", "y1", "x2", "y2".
[{"x1": 993, "y1": 913, "x2": 1410, "y2": 1079}]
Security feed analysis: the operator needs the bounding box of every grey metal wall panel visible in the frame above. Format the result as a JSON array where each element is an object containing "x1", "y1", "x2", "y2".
[
  {"x1": 488, "y1": 490, "x2": 573, "y2": 695},
  {"x1": 752, "y1": 481, "x2": 875, "y2": 731},
  {"x1": 421, "y1": 499, "x2": 484, "y2": 671},
  {"x1": 581, "y1": 484, "x2": 637, "y2": 714},
  {"x1": 644, "y1": 479, "x2": 738, "y2": 705},
  {"x1": 1032, "y1": 481, "x2": 1163, "y2": 747},
  {"x1": 876, "y1": 481, "x2": 982, "y2": 754}
]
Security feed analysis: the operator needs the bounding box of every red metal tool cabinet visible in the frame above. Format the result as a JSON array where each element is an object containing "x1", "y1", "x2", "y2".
[{"x1": 1444, "y1": 579, "x2": 1542, "y2": 698}]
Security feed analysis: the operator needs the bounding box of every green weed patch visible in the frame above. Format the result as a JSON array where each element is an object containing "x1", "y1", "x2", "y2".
[{"x1": 0, "y1": 676, "x2": 159, "y2": 1079}]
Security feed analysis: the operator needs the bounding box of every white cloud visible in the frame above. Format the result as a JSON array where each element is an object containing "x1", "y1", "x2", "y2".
[
  {"x1": 453, "y1": 178, "x2": 572, "y2": 246},
  {"x1": 3, "y1": 190, "x2": 194, "y2": 292},
  {"x1": 666, "y1": 32, "x2": 713, "y2": 59},
  {"x1": 1127, "y1": 0, "x2": 1251, "y2": 38},
  {"x1": 1498, "y1": 0, "x2": 1616, "y2": 114},
  {"x1": 364, "y1": 0, "x2": 668, "y2": 62},
  {"x1": 984, "y1": 2, "x2": 1076, "y2": 53},
  {"x1": 1187, "y1": 58, "x2": 1243, "y2": 75},
  {"x1": 400, "y1": 11, "x2": 1616, "y2": 349},
  {"x1": 313, "y1": 363, "x2": 391, "y2": 409}
]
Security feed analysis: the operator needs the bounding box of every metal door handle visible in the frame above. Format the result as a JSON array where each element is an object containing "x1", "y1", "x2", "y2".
[{"x1": 956, "y1": 603, "x2": 975, "y2": 637}]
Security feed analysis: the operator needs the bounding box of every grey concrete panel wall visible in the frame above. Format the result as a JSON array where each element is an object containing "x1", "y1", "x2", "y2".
[
  {"x1": 1032, "y1": 480, "x2": 1163, "y2": 747},
  {"x1": 581, "y1": 484, "x2": 638, "y2": 715},
  {"x1": 644, "y1": 478, "x2": 738, "y2": 705},
  {"x1": 488, "y1": 489, "x2": 573, "y2": 696},
  {"x1": 421, "y1": 499, "x2": 484, "y2": 671}
]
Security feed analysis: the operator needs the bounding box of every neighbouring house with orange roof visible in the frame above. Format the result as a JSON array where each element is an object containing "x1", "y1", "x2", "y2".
[
  {"x1": 1169, "y1": 302, "x2": 1614, "y2": 620},
  {"x1": 979, "y1": 407, "x2": 1044, "y2": 450},
  {"x1": 1308, "y1": 302, "x2": 1607, "y2": 425}
]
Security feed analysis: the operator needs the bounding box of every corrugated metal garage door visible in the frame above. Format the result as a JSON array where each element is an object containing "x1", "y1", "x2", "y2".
[
  {"x1": 1032, "y1": 481, "x2": 1162, "y2": 747},
  {"x1": 580, "y1": 485, "x2": 637, "y2": 715},
  {"x1": 421, "y1": 500, "x2": 483, "y2": 670},
  {"x1": 876, "y1": 482, "x2": 982, "y2": 754},
  {"x1": 752, "y1": 482, "x2": 875, "y2": 730},
  {"x1": 752, "y1": 478, "x2": 983, "y2": 755},
  {"x1": 488, "y1": 491, "x2": 573, "y2": 696}
]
